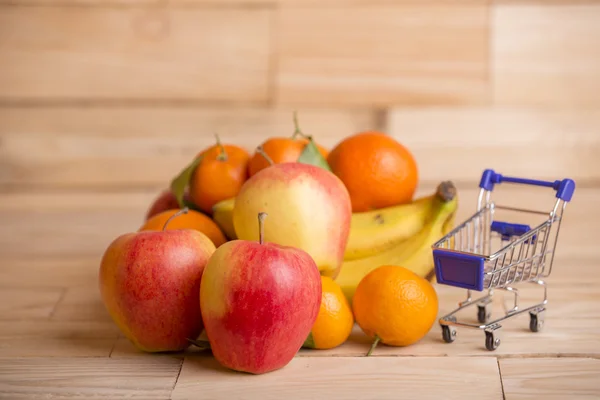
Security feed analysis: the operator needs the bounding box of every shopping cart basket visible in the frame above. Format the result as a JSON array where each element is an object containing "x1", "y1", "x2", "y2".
[{"x1": 432, "y1": 169, "x2": 575, "y2": 350}]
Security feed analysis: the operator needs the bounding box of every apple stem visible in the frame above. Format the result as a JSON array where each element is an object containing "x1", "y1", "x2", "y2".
[
  {"x1": 366, "y1": 335, "x2": 380, "y2": 357},
  {"x1": 291, "y1": 111, "x2": 312, "y2": 140},
  {"x1": 258, "y1": 212, "x2": 268, "y2": 245},
  {"x1": 163, "y1": 207, "x2": 189, "y2": 231},
  {"x1": 255, "y1": 146, "x2": 275, "y2": 166},
  {"x1": 215, "y1": 133, "x2": 228, "y2": 162}
]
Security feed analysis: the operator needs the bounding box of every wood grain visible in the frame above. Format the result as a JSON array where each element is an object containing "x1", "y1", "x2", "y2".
[
  {"x1": 5, "y1": 107, "x2": 599, "y2": 190},
  {"x1": 0, "y1": 204, "x2": 142, "y2": 258},
  {"x1": 497, "y1": 1, "x2": 600, "y2": 3},
  {"x1": 0, "y1": 288, "x2": 63, "y2": 320},
  {"x1": 0, "y1": 337, "x2": 117, "y2": 357},
  {"x1": 275, "y1": 4, "x2": 489, "y2": 106},
  {"x1": 51, "y1": 287, "x2": 113, "y2": 322},
  {"x1": 0, "y1": 258, "x2": 104, "y2": 289},
  {"x1": 0, "y1": 357, "x2": 182, "y2": 399},
  {"x1": 0, "y1": 0, "x2": 489, "y2": 4},
  {"x1": 0, "y1": 107, "x2": 378, "y2": 189},
  {"x1": 0, "y1": 321, "x2": 118, "y2": 357},
  {"x1": 0, "y1": 7, "x2": 271, "y2": 102},
  {"x1": 0, "y1": 320, "x2": 117, "y2": 339},
  {"x1": 500, "y1": 358, "x2": 600, "y2": 399},
  {"x1": 386, "y1": 108, "x2": 600, "y2": 184},
  {"x1": 172, "y1": 356, "x2": 503, "y2": 400},
  {"x1": 493, "y1": 4, "x2": 600, "y2": 107}
]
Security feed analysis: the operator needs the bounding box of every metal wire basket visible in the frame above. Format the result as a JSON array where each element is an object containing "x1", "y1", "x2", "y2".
[{"x1": 431, "y1": 169, "x2": 575, "y2": 350}]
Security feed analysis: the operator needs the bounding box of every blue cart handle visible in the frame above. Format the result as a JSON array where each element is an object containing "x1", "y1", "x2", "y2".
[{"x1": 479, "y1": 169, "x2": 575, "y2": 202}]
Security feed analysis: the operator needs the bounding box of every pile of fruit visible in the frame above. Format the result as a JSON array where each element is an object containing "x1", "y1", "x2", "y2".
[{"x1": 99, "y1": 113, "x2": 459, "y2": 375}]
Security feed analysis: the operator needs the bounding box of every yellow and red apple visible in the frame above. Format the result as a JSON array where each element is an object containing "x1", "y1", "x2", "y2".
[
  {"x1": 200, "y1": 213, "x2": 322, "y2": 374},
  {"x1": 99, "y1": 227, "x2": 216, "y2": 352},
  {"x1": 232, "y1": 162, "x2": 352, "y2": 279}
]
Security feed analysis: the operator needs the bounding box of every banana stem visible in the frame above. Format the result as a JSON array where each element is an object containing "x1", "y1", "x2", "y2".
[
  {"x1": 366, "y1": 335, "x2": 381, "y2": 356},
  {"x1": 436, "y1": 181, "x2": 457, "y2": 202}
]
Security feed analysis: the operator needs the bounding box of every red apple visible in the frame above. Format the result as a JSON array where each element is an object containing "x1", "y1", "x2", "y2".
[
  {"x1": 99, "y1": 210, "x2": 216, "y2": 352},
  {"x1": 145, "y1": 189, "x2": 179, "y2": 220},
  {"x1": 145, "y1": 189, "x2": 193, "y2": 220},
  {"x1": 200, "y1": 212, "x2": 322, "y2": 374}
]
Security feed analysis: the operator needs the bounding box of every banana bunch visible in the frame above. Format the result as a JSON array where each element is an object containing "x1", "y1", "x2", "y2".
[
  {"x1": 211, "y1": 181, "x2": 458, "y2": 303},
  {"x1": 335, "y1": 181, "x2": 458, "y2": 304}
]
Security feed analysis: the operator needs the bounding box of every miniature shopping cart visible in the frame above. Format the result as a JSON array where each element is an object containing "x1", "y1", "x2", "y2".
[{"x1": 432, "y1": 169, "x2": 575, "y2": 351}]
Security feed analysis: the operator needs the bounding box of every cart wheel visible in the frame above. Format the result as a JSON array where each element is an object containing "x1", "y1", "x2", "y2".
[
  {"x1": 485, "y1": 331, "x2": 500, "y2": 351},
  {"x1": 477, "y1": 304, "x2": 491, "y2": 323},
  {"x1": 529, "y1": 309, "x2": 545, "y2": 332},
  {"x1": 441, "y1": 325, "x2": 456, "y2": 343}
]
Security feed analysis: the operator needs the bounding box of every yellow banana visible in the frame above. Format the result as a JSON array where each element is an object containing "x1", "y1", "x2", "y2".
[
  {"x1": 212, "y1": 198, "x2": 237, "y2": 240},
  {"x1": 334, "y1": 181, "x2": 458, "y2": 304},
  {"x1": 344, "y1": 188, "x2": 447, "y2": 261}
]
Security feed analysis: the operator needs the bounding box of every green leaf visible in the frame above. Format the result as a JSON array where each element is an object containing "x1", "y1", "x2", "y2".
[
  {"x1": 297, "y1": 138, "x2": 332, "y2": 172},
  {"x1": 182, "y1": 198, "x2": 201, "y2": 212},
  {"x1": 169, "y1": 155, "x2": 203, "y2": 208}
]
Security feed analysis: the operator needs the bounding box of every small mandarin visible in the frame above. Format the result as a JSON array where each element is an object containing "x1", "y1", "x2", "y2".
[
  {"x1": 248, "y1": 138, "x2": 329, "y2": 177},
  {"x1": 352, "y1": 265, "x2": 438, "y2": 355},
  {"x1": 139, "y1": 209, "x2": 227, "y2": 248},
  {"x1": 190, "y1": 136, "x2": 250, "y2": 215},
  {"x1": 303, "y1": 276, "x2": 354, "y2": 350},
  {"x1": 197, "y1": 139, "x2": 250, "y2": 168},
  {"x1": 247, "y1": 113, "x2": 328, "y2": 177}
]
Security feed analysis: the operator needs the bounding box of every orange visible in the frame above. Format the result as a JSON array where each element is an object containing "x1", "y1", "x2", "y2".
[
  {"x1": 248, "y1": 113, "x2": 328, "y2": 177},
  {"x1": 198, "y1": 143, "x2": 250, "y2": 167},
  {"x1": 248, "y1": 137, "x2": 329, "y2": 177},
  {"x1": 327, "y1": 131, "x2": 418, "y2": 212},
  {"x1": 190, "y1": 142, "x2": 249, "y2": 215},
  {"x1": 352, "y1": 265, "x2": 438, "y2": 354},
  {"x1": 139, "y1": 209, "x2": 227, "y2": 248},
  {"x1": 303, "y1": 276, "x2": 354, "y2": 350}
]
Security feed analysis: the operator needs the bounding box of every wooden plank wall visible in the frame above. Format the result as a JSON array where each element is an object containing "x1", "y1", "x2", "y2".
[{"x1": 0, "y1": 1, "x2": 599, "y2": 193}]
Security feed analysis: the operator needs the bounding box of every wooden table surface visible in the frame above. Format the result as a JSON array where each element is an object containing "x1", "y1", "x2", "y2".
[{"x1": 1, "y1": 185, "x2": 599, "y2": 399}]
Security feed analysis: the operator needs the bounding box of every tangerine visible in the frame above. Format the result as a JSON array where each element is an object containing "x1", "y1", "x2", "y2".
[
  {"x1": 248, "y1": 113, "x2": 328, "y2": 177},
  {"x1": 139, "y1": 209, "x2": 227, "y2": 248},
  {"x1": 352, "y1": 265, "x2": 438, "y2": 354},
  {"x1": 327, "y1": 131, "x2": 418, "y2": 212},
  {"x1": 190, "y1": 139, "x2": 249, "y2": 215},
  {"x1": 303, "y1": 276, "x2": 354, "y2": 350},
  {"x1": 198, "y1": 141, "x2": 250, "y2": 168}
]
